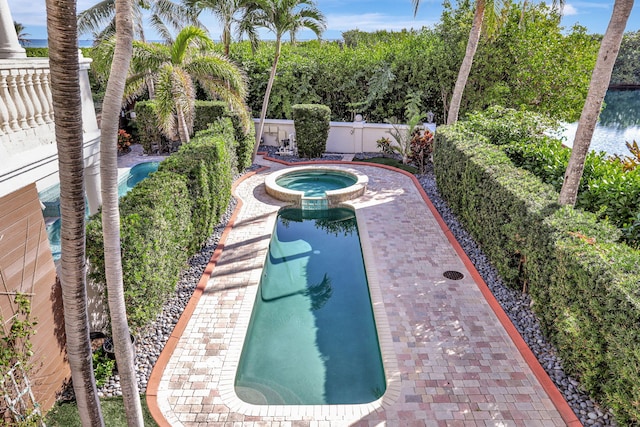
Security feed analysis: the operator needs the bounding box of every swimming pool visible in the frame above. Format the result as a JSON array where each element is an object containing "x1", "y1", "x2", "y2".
[
  {"x1": 275, "y1": 170, "x2": 357, "y2": 197},
  {"x1": 235, "y1": 207, "x2": 386, "y2": 405},
  {"x1": 44, "y1": 161, "x2": 159, "y2": 261},
  {"x1": 265, "y1": 166, "x2": 368, "y2": 209}
]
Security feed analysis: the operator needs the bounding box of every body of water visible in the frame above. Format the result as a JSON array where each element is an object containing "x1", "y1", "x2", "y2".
[
  {"x1": 23, "y1": 39, "x2": 94, "y2": 48},
  {"x1": 562, "y1": 89, "x2": 640, "y2": 156}
]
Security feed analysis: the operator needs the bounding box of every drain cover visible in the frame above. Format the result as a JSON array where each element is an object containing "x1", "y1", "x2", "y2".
[{"x1": 443, "y1": 270, "x2": 464, "y2": 280}]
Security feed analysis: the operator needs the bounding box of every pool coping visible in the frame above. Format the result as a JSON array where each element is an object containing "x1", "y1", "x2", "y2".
[{"x1": 146, "y1": 155, "x2": 581, "y2": 427}]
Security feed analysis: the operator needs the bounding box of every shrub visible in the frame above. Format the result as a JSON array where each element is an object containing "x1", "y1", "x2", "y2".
[
  {"x1": 193, "y1": 100, "x2": 228, "y2": 133},
  {"x1": 133, "y1": 101, "x2": 170, "y2": 154},
  {"x1": 292, "y1": 104, "x2": 331, "y2": 158},
  {"x1": 434, "y1": 123, "x2": 640, "y2": 424},
  {"x1": 462, "y1": 105, "x2": 559, "y2": 145},
  {"x1": 159, "y1": 119, "x2": 233, "y2": 250},
  {"x1": 117, "y1": 129, "x2": 132, "y2": 152},
  {"x1": 194, "y1": 100, "x2": 255, "y2": 172},
  {"x1": 87, "y1": 171, "x2": 193, "y2": 330},
  {"x1": 409, "y1": 128, "x2": 434, "y2": 174},
  {"x1": 466, "y1": 107, "x2": 640, "y2": 248},
  {"x1": 86, "y1": 118, "x2": 238, "y2": 331}
]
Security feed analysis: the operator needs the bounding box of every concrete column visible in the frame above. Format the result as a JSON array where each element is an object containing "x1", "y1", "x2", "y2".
[
  {"x1": 352, "y1": 114, "x2": 365, "y2": 154},
  {"x1": 0, "y1": 0, "x2": 27, "y2": 59},
  {"x1": 85, "y1": 161, "x2": 102, "y2": 215}
]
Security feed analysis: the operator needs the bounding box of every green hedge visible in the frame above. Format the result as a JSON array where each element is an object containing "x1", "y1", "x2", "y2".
[
  {"x1": 194, "y1": 100, "x2": 254, "y2": 171},
  {"x1": 133, "y1": 101, "x2": 170, "y2": 154},
  {"x1": 434, "y1": 125, "x2": 640, "y2": 424},
  {"x1": 86, "y1": 120, "x2": 236, "y2": 331},
  {"x1": 86, "y1": 171, "x2": 193, "y2": 331},
  {"x1": 159, "y1": 118, "x2": 233, "y2": 250},
  {"x1": 292, "y1": 104, "x2": 330, "y2": 158}
]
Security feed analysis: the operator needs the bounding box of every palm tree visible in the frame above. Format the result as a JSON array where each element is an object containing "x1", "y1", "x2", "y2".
[
  {"x1": 99, "y1": 0, "x2": 144, "y2": 423},
  {"x1": 13, "y1": 21, "x2": 30, "y2": 46},
  {"x1": 77, "y1": 0, "x2": 199, "y2": 42},
  {"x1": 558, "y1": 0, "x2": 634, "y2": 205},
  {"x1": 45, "y1": 0, "x2": 105, "y2": 425},
  {"x1": 241, "y1": 0, "x2": 326, "y2": 162},
  {"x1": 122, "y1": 25, "x2": 249, "y2": 143},
  {"x1": 185, "y1": 0, "x2": 250, "y2": 57}
]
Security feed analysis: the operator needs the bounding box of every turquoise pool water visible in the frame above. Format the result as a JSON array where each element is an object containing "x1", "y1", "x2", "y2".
[
  {"x1": 275, "y1": 170, "x2": 357, "y2": 197},
  {"x1": 235, "y1": 207, "x2": 386, "y2": 405},
  {"x1": 45, "y1": 161, "x2": 159, "y2": 261}
]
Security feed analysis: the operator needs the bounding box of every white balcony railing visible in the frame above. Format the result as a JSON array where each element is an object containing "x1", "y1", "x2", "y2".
[{"x1": 0, "y1": 60, "x2": 53, "y2": 135}]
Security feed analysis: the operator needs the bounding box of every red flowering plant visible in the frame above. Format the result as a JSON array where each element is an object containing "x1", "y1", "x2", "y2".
[
  {"x1": 409, "y1": 128, "x2": 434, "y2": 174},
  {"x1": 117, "y1": 129, "x2": 133, "y2": 153}
]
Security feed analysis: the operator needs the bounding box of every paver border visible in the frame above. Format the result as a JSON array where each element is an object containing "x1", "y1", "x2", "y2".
[{"x1": 146, "y1": 155, "x2": 581, "y2": 427}]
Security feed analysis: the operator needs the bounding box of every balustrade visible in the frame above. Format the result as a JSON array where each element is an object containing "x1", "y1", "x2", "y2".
[{"x1": 0, "y1": 60, "x2": 54, "y2": 137}]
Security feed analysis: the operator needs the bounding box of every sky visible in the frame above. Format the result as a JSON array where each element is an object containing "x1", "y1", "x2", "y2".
[{"x1": 7, "y1": 0, "x2": 640, "y2": 42}]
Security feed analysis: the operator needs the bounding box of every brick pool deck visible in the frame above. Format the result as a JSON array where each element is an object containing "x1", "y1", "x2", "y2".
[{"x1": 146, "y1": 155, "x2": 580, "y2": 427}]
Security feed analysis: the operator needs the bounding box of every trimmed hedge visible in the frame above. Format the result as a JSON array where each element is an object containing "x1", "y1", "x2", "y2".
[
  {"x1": 194, "y1": 100, "x2": 254, "y2": 171},
  {"x1": 86, "y1": 119, "x2": 236, "y2": 331},
  {"x1": 133, "y1": 101, "x2": 171, "y2": 154},
  {"x1": 86, "y1": 171, "x2": 193, "y2": 331},
  {"x1": 292, "y1": 104, "x2": 330, "y2": 158},
  {"x1": 434, "y1": 125, "x2": 640, "y2": 424}
]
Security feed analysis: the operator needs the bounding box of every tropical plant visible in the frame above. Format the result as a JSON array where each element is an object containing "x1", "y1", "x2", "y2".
[
  {"x1": 110, "y1": 25, "x2": 249, "y2": 144},
  {"x1": 612, "y1": 140, "x2": 640, "y2": 171},
  {"x1": 77, "y1": 0, "x2": 199, "y2": 42},
  {"x1": 98, "y1": 0, "x2": 145, "y2": 423},
  {"x1": 45, "y1": 0, "x2": 104, "y2": 423},
  {"x1": 13, "y1": 21, "x2": 30, "y2": 46},
  {"x1": 409, "y1": 128, "x2": 435, "y2": 174},
  {"x1": 241, "y1": 0, "x2": 327, "y2": 161},
  {"x1": 558, "y1": 0, "x2": 635, "y2": 205},
  {"x1": 185, "y1": 0, "x2": 253, "y2": 57},
  {"x1": 385, "y1": 92, "x2": 426, "y2": 164}
]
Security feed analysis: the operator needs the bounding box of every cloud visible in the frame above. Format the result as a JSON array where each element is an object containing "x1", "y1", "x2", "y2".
[
  {"x1": 327, "y1": 13, "x2": 437, "y2": 32},
  {"x1": 562, "y1": 4, "x2": 579, "y2": 16}
]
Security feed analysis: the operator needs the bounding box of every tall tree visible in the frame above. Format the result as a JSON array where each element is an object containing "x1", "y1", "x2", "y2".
[
  {"x1": 413, "y1": 0, "x2": 539, "y2": 124},
  {"x1": 242, "y1": 0, "x2": 326, "y2": 162},
  {"x1": 185, "y1": 0, "x2": 252, "y2": 57},
  {"x1": 99, "y1": 0, "x2": 145, "y2": 423},
  {"x1": 558, "y1": 0, "x2": 634, "y2": 205},
  {"x1": 77, "y1": 0, "x2": 199, "y2": 42},
  {"x1": 115, "y1": 25, "x2": 249, "y2": 143},
  {"x1": 45, "y1": 0, "x2": 105, "y2": 425}
]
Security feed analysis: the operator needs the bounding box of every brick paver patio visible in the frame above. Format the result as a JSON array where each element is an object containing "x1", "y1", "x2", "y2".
[{"x1": 146, "y1": 155, "x2": 579, "y2": 427}]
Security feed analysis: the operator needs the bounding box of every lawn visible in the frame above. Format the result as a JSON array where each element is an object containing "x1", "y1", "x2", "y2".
[
  {"x1": 354, "y1": 156, "x2": 418, "y2": 174},
  {"x1": 45, "y1": 397, "x2": 158, "y2": 426}
]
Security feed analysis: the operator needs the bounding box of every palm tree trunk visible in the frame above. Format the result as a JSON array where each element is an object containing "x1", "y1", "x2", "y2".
[
  {"x1": 252, "y1": 37, "x2": 282, "y2": 162},
  {"x1": 558, "y1": 0, "x2": 634, "y2": 205},
  {"x1": 100, "y1": 0, "x2": 145, "y2": 424},
  {"x1": 177, "y1": 107, "x2": 191, "y2": 143},
  {"x1": 223, "y1": 22, "x2": 231, "y2": 57},
  {"x1": 447, "y1": 0, "x2": 485, "y2": 125},
  {"x1": 45, "y1": 0, "x2": 105, "y2": 425}
]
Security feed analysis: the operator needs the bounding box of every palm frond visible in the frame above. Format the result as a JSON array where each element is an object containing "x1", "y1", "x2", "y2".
[
  {"x1": 171, "y1": 26, "x2": 214, "y2": 64},
  {"x1": 77, "y1": 0, "x2": 115, "y2": 36},
  {"x1": 187, "y1": 54, "x2": 248, "y2": 98}
]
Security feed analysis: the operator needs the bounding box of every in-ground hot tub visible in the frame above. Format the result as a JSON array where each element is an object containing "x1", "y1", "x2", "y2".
[{"x1": 265, "y1": 166, "x2": 368, "y2": 209}]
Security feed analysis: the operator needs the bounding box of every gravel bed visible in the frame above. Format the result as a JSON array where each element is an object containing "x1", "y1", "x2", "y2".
[{"x1": 94, "y1": 157, "x2": 614, "y2": 425}]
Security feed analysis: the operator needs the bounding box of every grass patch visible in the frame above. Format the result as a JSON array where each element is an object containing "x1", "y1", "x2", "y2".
[
  {"x1": 354, "y1": 157, "x2": 418, "y2": 174},
  {"x1": 45, "y1": 397, "x2": 158, "y2": 426}
]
